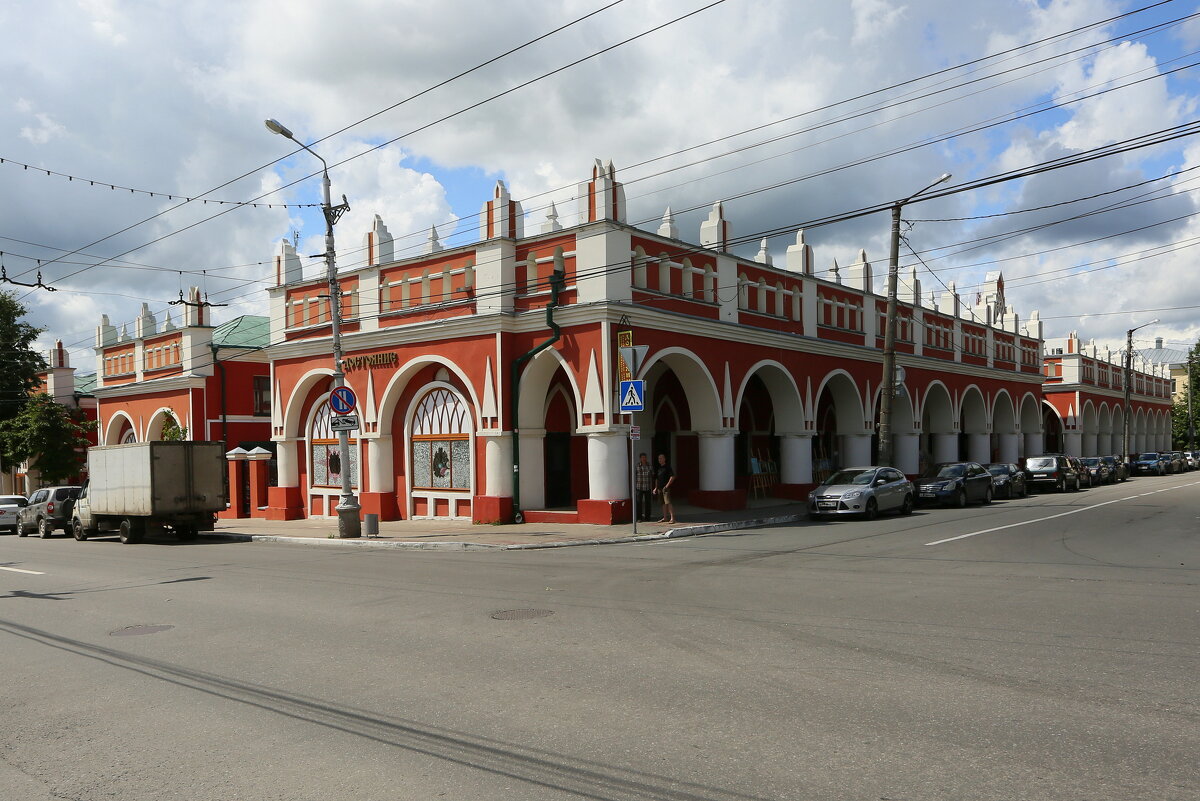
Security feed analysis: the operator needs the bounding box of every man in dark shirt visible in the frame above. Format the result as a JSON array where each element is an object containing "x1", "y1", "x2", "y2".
[
  {"x1": 653, "y1": 453, "x2": 676, "y2": 524},
  {"x1": 634, "y1": 453, "x2": 654, "y2": 522}
]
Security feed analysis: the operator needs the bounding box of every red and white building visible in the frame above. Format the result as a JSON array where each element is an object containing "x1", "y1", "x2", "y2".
[
  {"x1": 91, "y1": 292, "x2": 272, "y2": 449},
  {"x1": 262, "y1": 159, "x2": 1092, "y2": 525},
  {"x1": 1042, "y1": 332, "x2": 1173, "y2": 456}
]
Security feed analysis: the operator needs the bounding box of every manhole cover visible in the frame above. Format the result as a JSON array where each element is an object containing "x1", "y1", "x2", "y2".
[
  {"x1": 491, "y1": 609, "x2": 554, "y2": 621},
  {"x1": 110, "y1": 624, "x2": 174, "y2": 637}
]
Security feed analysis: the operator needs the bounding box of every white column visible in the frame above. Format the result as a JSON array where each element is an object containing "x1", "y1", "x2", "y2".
[
  {"x1": 1063, "y1": 431, "x2": 1082, "y2": 457},
  {"x1": 895, "y1": 433, "x2": 919, "y2": 475},
  {"x1": 779, "y1": 432, "x2": 813, "y2": 484},
  {"x1": 840, "y1": 433, "x2": 872, "y2": 468},
  {"x1": 966, "y1": 432, "x2": 989, "y2": 464},
  {"x1": 996, "y1": 432, "x2": 1019, "y2": 464},
  {"x1": 367, "y1": 435, "x2": 394, "y2": 492},
  {"x1": 587, "y1": 431, "x2": 629, "y2": 499},
  {"x1": 1024, "y1": 432, "x2": 1042, "y2": 457},
  {"x1": 932, "y1": 432, "x2": 958, "y2": 464},
  {"x1": 275, "y1": 437, "x2": 299, "y2": 486},
  {"x1": 482, "y1": 434, "x2": 513, "y2": 496},
  {"x1": 698, "y1": 431, "x2": 736, "y2": 491},
  {"x1": 518, "y1": 428, "x2": 545, "y2": 509},
  {"x1": 1081, "y1": 432, "x2": 1097, "y2": 457}
]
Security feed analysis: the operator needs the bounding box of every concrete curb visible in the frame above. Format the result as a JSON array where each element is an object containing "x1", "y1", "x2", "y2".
[{"x1": 200, "y1": 512, "x2": 806, "y2": 551}]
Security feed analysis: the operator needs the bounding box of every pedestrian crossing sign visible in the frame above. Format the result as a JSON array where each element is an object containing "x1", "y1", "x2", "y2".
[{"x1": 619, "y1": 380, "x2": 645, "y2": 412}]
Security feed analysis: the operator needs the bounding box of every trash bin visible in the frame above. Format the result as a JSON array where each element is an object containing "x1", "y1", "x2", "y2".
[{"x1": 364, "y1": 513, "x2": 379, "y2": 538}]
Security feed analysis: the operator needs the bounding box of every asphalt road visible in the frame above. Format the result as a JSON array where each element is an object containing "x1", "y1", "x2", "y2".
[{"x1": 1, "y1": 472, "x2": 1197, "y2": 801}]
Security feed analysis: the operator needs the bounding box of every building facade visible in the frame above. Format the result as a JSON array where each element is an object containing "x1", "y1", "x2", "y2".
[
  {"x1": 91, "y1": 291, "x2": 272, "y2": 450},
  {"x1": 1043, "y1": 333, "x2": 1174, "y2": 456},
  {"x1": 262, "y1": 159, "x2": 1081, "y2": 525}
]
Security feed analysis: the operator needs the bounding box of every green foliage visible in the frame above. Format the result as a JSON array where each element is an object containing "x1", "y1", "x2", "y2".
[
  {"x1": 160, "y1": 411, "x2": 188, "y2": 441},
  {"x1": 0, "y1": 291, "x2": 47, "y2": 427},
  {"x1": 0, "y1": 394, "x2": 96, "y2": 484},
  {"x1": 1171, "y1": 341, "x2": 1200, "y2": 449}
]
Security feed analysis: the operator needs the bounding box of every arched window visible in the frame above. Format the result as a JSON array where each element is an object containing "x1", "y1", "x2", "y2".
[
  {"x1": 310, "y1": 401, "x2": 358, "y2": 488},
  {"x1": 411, "y1": 388, "x2": 471, "y2": 490}
]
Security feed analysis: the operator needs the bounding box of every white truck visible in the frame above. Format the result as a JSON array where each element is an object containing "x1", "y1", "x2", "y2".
[{"x1": 71, "y1": 441, "x2": 227, "y2": 544}]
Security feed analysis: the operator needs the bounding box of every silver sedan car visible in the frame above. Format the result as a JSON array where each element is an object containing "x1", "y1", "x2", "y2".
[{"x1": 808, "y1": 466, "x2": 915, "y2": 520}]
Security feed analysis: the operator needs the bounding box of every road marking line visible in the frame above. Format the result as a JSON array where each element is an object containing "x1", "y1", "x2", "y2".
[
  {"x1": 925, "y1": 481, "x2": 1200, "y2": 546},
  {"x1": 0, "y1": 565, "x2": 45, "y2": 575}
]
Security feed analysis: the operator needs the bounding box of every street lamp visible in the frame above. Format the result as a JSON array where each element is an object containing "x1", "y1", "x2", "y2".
[
  {"x1": 265, "y1": 118, "x2": 360, "y2": 538},
  {"x1": 878, "y1": 172, "x2": 952, "y2": 469},
  {"x1": 1122, "y1": 318, "x2": 1158, "y2": 467}
]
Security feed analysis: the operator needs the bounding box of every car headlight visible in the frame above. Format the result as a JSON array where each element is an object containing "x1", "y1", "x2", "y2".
[{"x1": 843, "y1": 490, "x2": 863, "y2": 500}]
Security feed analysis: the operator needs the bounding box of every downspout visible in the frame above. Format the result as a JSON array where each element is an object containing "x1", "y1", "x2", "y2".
[
  {"x1": 510, "y1": 269, "x2": 565, "y2": 524},
  {"x1": 211, "y1": 342, "x2": 228, "y2": 446}
]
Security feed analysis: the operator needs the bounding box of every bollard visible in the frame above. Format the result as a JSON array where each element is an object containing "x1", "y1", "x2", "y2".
[{"x1": 364, "y1": 513, "x2": 379, "y2": 538}]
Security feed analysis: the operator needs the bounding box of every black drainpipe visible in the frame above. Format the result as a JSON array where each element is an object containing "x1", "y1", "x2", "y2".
[
  {"x1": 211, "y1": 343, "x2": 228, "y2": 447},
  {"x1": 510, "y1": 269, "x2": 565, "y2": 524}
]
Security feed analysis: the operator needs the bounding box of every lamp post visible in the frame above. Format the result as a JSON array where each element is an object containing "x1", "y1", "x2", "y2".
[
  {"x1": 1122, "y1": 318, "x2": 1158, "y2": 468},
  {"x1": 1188, "y1": 349, "x2": 1195, "y2": 452},
  {"x1": 265, "y1": 118, "x2": 360, "y2": 538},
  {"x1": 878, "y1": 172, "x2": 952, "y2": 469}
]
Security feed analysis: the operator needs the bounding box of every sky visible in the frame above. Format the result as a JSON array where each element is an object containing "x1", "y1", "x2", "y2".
[{"x1": 4, "y1": 0, "x2": 1200, "y2": 372}]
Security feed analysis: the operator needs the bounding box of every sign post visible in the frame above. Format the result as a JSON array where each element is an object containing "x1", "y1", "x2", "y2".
[{"x1": 620, "y1": 378, "x2": 645, "y2": 535}]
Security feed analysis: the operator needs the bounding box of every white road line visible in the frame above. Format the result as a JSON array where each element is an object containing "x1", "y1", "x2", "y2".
[
  {"x1": 0, "y1": 565, "x2": 45, "y2": 575},
  {"x1": 925, "y1": 480, "x2": 1200, "y2": 546}
]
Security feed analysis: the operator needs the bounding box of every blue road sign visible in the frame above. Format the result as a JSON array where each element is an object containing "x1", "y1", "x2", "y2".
[
  {"x1": 619, "y1": 380, "x2": 645, "y2": 413},
  {"x1": 329, "y1": 386, "x2": 357, "y2": 415}
]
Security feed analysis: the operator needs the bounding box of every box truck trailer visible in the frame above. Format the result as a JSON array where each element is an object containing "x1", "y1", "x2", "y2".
[{"x1": 71, "y1": 441, "x2": 227, "y2": 544}]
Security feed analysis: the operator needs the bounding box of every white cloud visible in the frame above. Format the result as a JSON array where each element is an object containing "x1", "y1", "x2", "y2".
[{"x1": 2, "y1": 0, "x2": 1199, "y2": 366}]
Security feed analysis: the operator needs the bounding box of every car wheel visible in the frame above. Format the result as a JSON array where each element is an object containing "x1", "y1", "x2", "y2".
[
  {"x1": 982, "y1": 486, "x2": 993, "y2": 505},
  {"x1": 118, "y1": 518, "x2": 143, "y2": 545},
  {"x1": 954, "y1": 489, "x2": 967, "y2": 508},
  {"x1": 1056, "y1": 478, "x2": 1065, "y2": 493},
  {"x1": 71, "y1": 519, "x2": 88, "y2": 542},
  {"x1": 863, "y1": 498, "x2": 878, "y2": 520},
  {"x1": 38, "y1": 517, "x2": 53, "y2": 538},
  {"x1": 899, "y1": 494, "x2": 914, "y2": 515},
  {"x1": 1019, "y1": 483, "x2": 1028, "y2": 498}
]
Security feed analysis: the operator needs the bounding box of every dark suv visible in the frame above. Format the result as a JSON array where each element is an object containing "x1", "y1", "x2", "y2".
[
  {"x1": 1024, "y1": 455, "x2": 1080, "y2": 492},
  {"x1": 18, "y1": 485, "x2": 82, "y2": 538}
]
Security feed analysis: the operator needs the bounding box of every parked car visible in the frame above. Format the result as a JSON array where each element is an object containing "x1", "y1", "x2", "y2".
[
  {"x1": 1079, "y1": 457, "x2": 1110, "y2": 486},
  {"x1": 1066, "y1": 455, "x2": 1093, "y2": 488},
  {"x1": 985, "y1": 463, "x2": 1027, "y2": 499},
  {"x1": 808, "y1": 466, "x2": 914, "y2": 520},
  {"x1": 915, "y1": 462, "x2": 993, "y2": 507},
  {"x1": 1099, "y1": 455, "x2": 1127, "y2": 483},
  {"x1": 1132, "y1": 452, "x2": 1166, "y2": 476},
  {"x1": 1157, "y1": 451, "x2": 1181, "y2": 474},
  {"x1": 1184, "y1": 451, "x2": 1199, "y2": 470},
  {"x1": 18, "y1": 486, "x2": 82, "y2": 538},
  {"x1": 0, "y1": 495, "x2": 28, "y2": 534},
  {"x1": 1166, "y1": 451, "x2": 1185, "y2": 473},
  {"x1": 1025, "y1": 455, "x2": 1080, "y2": 492}
]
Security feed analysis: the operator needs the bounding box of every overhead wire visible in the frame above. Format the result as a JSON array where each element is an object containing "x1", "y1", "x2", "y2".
[{"x1": 12, "y1": 0, "x2": 1182, "y2": 288}]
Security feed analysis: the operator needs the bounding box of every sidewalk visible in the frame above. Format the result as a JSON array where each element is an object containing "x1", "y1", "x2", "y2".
[{"x1": 202, "y1": 497, "x2": 808, "y2": 550}]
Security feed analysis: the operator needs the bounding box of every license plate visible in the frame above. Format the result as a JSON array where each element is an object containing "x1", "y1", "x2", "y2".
[
  {"x1": 920, "y1": 492, "x2": 935, "y2": 498},
  {"x1": 818, "y1": 502, "x2": 837, "y2": 509},
  {"x1": 1033, "y1": 473, "x2": 1048, "y2": 478}
]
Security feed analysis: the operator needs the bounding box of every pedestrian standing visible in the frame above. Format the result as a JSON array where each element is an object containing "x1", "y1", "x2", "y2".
[
  {"x1": 634, "y1": 452, "x2": 654, "y2": 522},
  {"x1": 653, "y1": 452, "x2": 676, "y2": 524}
]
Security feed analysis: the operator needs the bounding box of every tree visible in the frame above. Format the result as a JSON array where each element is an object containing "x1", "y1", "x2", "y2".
[
  {"x1": 0, "y1": 394, "x2": 96, "y2": 484},
  {"x1": 0, "y1": 291, "x2": 47, "y2": 428},
  {"x1": 1171, "y1": 341, "x2": 1200, "y2": 449},
  {"x1": 160, "y1": 410, "x2": 187, "y2": 441}
]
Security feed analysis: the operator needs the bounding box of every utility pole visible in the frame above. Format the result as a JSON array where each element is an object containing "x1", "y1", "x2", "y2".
[
  {"x1": 265, "y1": 119, "x2": 360, "y2": 538},
  {"x1": 1189, "y1": 349, "x2": 1195, "y2": 452},
  {"x1": 878, "y1": 173, "x2": 951, "y2": 469},
  {"x1": 1122, "y1": 318, "x2": 1158, "y2": 466}
]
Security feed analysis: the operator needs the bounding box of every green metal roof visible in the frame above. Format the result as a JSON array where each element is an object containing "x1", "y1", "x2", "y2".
[
  {"x1": 212, "y1": 315, "x2": 270, "y2": 349},
  {"x1": 74, "y1": 373, "x2": 98, "y2": 395}
]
